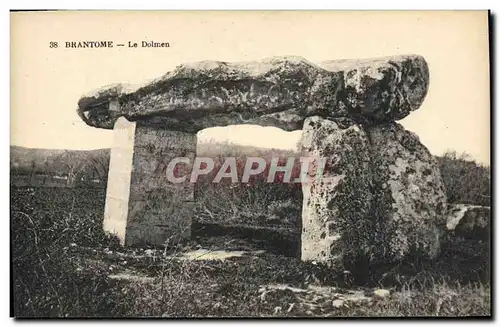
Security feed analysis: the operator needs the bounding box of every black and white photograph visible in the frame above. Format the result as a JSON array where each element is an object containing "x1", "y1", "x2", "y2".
[{"x1": 9, "y1": 10, "x2": 491, "y2": 318}]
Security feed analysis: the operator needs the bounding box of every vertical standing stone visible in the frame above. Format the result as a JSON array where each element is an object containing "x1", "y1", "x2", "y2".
[
  {"x1": 103, "y1": 118, "x2": 196, "y2": 246},
  {"x1": 300, "y1": 116, "x2": 373, "y2": 270},
  {"x1": 103, "y1": 117, "x2": 136, "y2": 242},
  {"x1": 367, "y1": 123, "x2": 447, "y2": 261},
  {"x1": 126, "y1": 124, "x2": 196, "y2": 246}
]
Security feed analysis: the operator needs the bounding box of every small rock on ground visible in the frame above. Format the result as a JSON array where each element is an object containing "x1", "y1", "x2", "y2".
[{"x1": 373, "y1": 289, "x2": 391, "y2": 299}]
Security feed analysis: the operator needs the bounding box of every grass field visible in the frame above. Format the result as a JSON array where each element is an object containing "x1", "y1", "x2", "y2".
[{"x1": 11, "y1": 185, "x2": 490, "y2": 318}]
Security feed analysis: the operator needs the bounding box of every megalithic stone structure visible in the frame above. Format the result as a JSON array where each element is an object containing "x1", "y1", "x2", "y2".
[{"x1": 77, "y1": 54, "x2": 448, "y2": 269}]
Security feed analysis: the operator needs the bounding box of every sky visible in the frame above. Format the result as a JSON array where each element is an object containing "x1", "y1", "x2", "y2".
[{"x1": 10, "y1": 11, "x2": 490, "y2": 164}]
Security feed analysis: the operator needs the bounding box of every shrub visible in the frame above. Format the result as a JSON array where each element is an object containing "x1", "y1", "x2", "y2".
[
  {"x1": 193, "y1": 152, "x2": 303, "y2": 228},
  {"x1": 435, "y1": 151, "x2": 491, "y2": 206}
]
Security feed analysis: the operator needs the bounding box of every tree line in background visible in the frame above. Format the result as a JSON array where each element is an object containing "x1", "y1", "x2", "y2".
[{"x1": 10, "y1": 147, "x2": 110, "y2": 187}]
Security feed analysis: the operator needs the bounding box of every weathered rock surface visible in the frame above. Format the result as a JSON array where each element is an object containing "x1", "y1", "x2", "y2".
[
  {"x1": 446, "y1": 204, "x2": 490, "y2": 240},
  {"x1": 300, "y1": 118, "x2": 447, "y2": 266},
  {"x1": 367, "y1": 123, "x2": 447, "y2": 261},
  {"x1": 443, "y1": 204, "x2": 490, "y2": 262},
  {"x1": 318, "y1": 55, "x2": 429, "y2": 123},
  {"x1": 373, "y1": 289, "x2": 391, "y2": 299},
  {"x1": 103, "y1": 117, "x2": 136, "y2": 243},
  {"x1": 103, "y1": 117, "x2": 197, "y2": 246},
  {"x1": 126, "y1": 125, "x2": 197, "y2": 245},
  {"x1": 258, "y1": 283, "x2": 373, "y2": 314},
  {"x1": 300, "y1": 116, "x2": 373, "y2": 269},
  {"x1": 78, "y1": 55, "x2": 429, "y2": 132}
]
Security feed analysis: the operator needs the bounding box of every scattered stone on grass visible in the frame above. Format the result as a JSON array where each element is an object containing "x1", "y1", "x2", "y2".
[
  {"x1": 373, "y1": 289, "x2": 391, "y2": 299},
  {"x1": 108, "y1": 271, "x2": 155, "y2": 283},
  {"x1": 173, "y1": 248, "x2": 266, "y2": 261}
]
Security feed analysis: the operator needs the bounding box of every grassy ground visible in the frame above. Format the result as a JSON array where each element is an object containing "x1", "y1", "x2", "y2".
[{"x1": 11, "y1": 186, "x2": 490, "y2": 318}]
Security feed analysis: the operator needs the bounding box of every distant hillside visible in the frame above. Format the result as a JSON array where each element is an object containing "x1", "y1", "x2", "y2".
[
  {"x1": 196, "y1": 140, "x2": 298, "y2": 158},
  {"x1": 10, "y1": 146, "x2": 110, "y2": 182},
  {"x1": 10, "y1": 142, "x2": 295, "y2": 180}
]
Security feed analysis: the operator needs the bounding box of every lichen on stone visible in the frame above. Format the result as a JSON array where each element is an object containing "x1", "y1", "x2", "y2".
[{"x1": 77, "y1": 55, "x2": 429, "y2": 131}]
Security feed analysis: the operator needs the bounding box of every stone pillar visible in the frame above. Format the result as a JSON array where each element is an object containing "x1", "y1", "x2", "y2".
[
  {"x1": 300, "y1": 116, "x2": 373, "y2": 270},
  {"x1": 367, "y1": 123, "x2": 447, "y2": 261},
  {"x1": 103, "y1": 117, "x2": 136, "y2": 242},
  {"x1": 103, "y1": 118, "x2": 196, "y2": 246}
]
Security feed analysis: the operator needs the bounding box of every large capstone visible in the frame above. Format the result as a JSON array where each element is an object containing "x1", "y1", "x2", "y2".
[
  {"x1": 367, "y1": 123, "x2": 448, "y2": 261},
  {"x1": 78, "y1": 55, "x2": 429, "y2": 132},
  {"x1": 300, "y1": 116, "x2": 373, "y2": 270}
]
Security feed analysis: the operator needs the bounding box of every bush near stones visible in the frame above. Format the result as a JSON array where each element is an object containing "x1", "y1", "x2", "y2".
[{"x1": 436, "y1": 151, "x2": 490, "y2": 207}]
